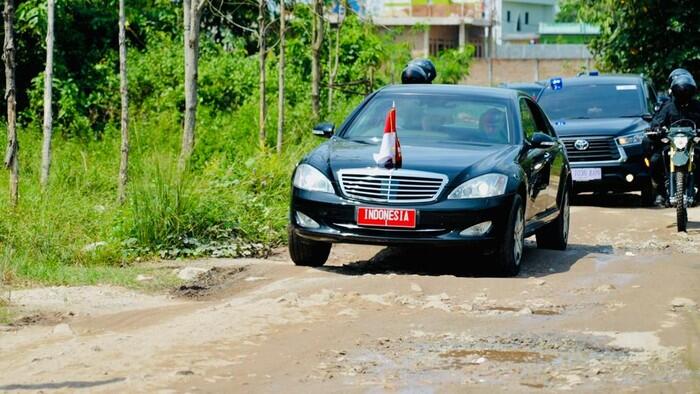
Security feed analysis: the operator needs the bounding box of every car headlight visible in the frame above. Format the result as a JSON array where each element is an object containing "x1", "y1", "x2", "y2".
[
  {"x1": 293, "y1": 164, "x2": 334, "y2": 193},
  {"x1": 448, "y1": 173, "x2": 508, "y2": 199},
  {"x1": 616, "y1": 132, "x2": 645, "y2": 146},
  {"x1": 673, "y1": 135, "x2": 689, "y2": 149}
]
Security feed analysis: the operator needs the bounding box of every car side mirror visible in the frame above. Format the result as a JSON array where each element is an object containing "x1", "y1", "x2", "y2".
[
  {"x1": 642, "y1": 113, "x2": 654, "y2": 122},
  {"x1": 312, "y1": 122, "x2": 335, "y2": 138},
  {"x1": 530, "y1": 132, "x2": 556, "y2": 148}
]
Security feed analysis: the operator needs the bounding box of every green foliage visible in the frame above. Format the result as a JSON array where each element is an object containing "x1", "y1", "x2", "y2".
[
  {"x1": 0, "y1": 2, "x2": 473, "y2": 285},
  {"x1": 568, "y1": 0, "x2": 700, "y2": 87},
  {"x1": 431, "y1": 46, "x2": 475, "y2": 84}
]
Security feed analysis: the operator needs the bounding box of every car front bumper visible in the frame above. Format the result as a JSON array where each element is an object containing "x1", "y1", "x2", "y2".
[
  {"x1": 290, "y1": 188, "x2": 517, "y2": 249},
  {"x1": 569, "y1": 143, "x2": 651, "y2": 193}
]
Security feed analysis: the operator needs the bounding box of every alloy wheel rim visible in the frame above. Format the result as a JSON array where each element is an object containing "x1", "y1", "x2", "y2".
[{"x1": 513, "y1": 207, "x2": 524, "y2": 265}]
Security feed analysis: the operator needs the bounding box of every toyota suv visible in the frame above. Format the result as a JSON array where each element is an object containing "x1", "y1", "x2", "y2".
[{"x1": 537, "y1": 74, "x2": 659, "y2": 204}]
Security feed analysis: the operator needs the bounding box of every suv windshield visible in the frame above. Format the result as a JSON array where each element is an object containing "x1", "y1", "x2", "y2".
[
  {"x1": 343, "y1": 92, "x2": 513, "y2": 145},
  {"x1": 538, "y1": 82, "x2": 645, "y2": 119}
]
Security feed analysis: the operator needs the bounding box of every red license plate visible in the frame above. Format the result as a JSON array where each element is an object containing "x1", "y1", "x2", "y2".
[{"x1": 356, "y1": 207, "x2": 416, "y2": 228}]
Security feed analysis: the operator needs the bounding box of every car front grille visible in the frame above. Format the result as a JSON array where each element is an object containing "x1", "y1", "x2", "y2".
[
  {"x1": 562, "y1": 137, "x2": 621, "y2": 162},
  {"x1": 337, "y1": 168, "x2": 448, "y2": 203}
]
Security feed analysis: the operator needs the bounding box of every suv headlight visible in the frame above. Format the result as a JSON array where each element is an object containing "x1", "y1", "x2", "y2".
[
  {"x1": 616, "y1": 132, "x2": 645, "y2": 146},
  {"x1": 448, "y1": 173, "x2": 508, "y2": 199},
  {"x1": 293, "y1": 164, "x2": 334, "y2": 193},
  {"x1": 673, "y1": 135, "x2": 689, "y2": 149}
]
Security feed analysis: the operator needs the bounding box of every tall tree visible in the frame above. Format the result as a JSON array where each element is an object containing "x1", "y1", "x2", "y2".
[
  {"x1": 3, "y1": 0, "x2": 18, "y2": 206},
  {"x1": 257, "y1": 0, "x2": 267, "y2": 147},
  {"x1": 276, "y1": 0, "x2": 286, "y2": 153},
  {"x1": 585, "y1": 0, "x2": 700, "y2": 86},
  {"x1": 40, "y1": 0, "x2": 54, "y2": 190},
  {"x1": 180, "y1": 0, "x2": 206, "y2": 169},
  {"x1": 327, "y1": 0, "x2": 345, "y2": 114},
  {"x1": 310, "y1": 0, "x2": 324, "y2": 120},
  {"x1": 118, "y1": 0, "x2": 129, "y2": 203}
]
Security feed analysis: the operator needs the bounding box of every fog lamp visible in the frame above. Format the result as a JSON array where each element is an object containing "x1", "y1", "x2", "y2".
[
  {"x1": 295, "y1": 211, "x2": 320, "y2": 229},
  {"x1": 460, "y1": 221, "x2": 492, "y2": 237},
  {"x1": 625, "y1": 174, "x2": 634, "y2": 183}
]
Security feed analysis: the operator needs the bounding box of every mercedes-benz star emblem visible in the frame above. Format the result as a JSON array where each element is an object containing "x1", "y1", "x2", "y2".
[{"x1": 574, "y1": 139, "x2": 590, "y2": 151}]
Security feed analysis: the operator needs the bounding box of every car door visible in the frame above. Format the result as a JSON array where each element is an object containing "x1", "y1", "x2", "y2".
[
  {"x1": 527, "y1": 98, "x2": 565, "y2": 216},
  {"x1": 519, "y1": 98, "x2": 549, "y2": 222}
]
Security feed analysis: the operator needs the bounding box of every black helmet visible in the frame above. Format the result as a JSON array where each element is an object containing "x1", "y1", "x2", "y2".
[
  {"x1": 401, "y1": 64, "x2": 429, "y2": 84},
  {"x1": 668, "y1": 68, "x2": 692, "y2": 86},
  {"x1": 671, "y1": 74, "x2": 697, "y2": 105},
  {"x1": 408, "y1": 58, "x2": 436, "y2": 83}
]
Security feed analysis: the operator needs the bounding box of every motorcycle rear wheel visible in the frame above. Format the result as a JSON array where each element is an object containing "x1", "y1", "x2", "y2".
[{"x1": 676, "y1": 172, "x2": 688, "y2": 232}]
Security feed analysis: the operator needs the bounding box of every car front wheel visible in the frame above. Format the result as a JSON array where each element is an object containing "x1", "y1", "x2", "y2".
[
  {"x1": 288, "y1": 228, "x2": 332, "y2": 267},
  {"x1": 494, "y1": 194, "x2": 525, "y2": 277}
]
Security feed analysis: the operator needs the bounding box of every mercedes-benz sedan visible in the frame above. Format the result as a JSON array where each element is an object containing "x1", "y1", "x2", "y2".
[{"x1": 289, "y1": 85, "x2": 572, "y2": 276}]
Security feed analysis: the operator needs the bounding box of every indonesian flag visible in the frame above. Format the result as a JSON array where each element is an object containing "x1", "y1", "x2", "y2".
[{"x1": 373, "y1": 104, "x2": 402, "y2": 168}]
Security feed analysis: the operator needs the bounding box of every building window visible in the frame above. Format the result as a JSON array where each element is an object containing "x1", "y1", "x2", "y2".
[
  {"x1": 516, "y1": 16, "x2": 521, "y2": 31},
  {"x1": 506, "y1": 10, "x2": 511, "y2": 23},
  {"x1": 525, "y1": 12, "x2": 529, "y2": 25}
]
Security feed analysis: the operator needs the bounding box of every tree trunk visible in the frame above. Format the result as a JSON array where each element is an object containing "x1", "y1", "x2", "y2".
[
  {"x1": 258, "y1": 0, "x2": 266, "y2": 147},
  {"x1": 40, "y1": 0, "x2": 54, "y2": 190},
  {"x1": 310, "y1": 0, "x2": 323, "y2": 120},
  {"x1": 327, "y1": 2, "x2": 344, "y2": 114},
  {"x1": 276, "y1": 0, "x2": 285, "y2": 153},
  {"x1": 180, "y1": 0, "x2": 202, "y2": 169},
  {"x1": 3, "y1": 0, "x2": 18, "y2": 206},
  {"x1": 117, "y1": 0, "x2": 129, "y2": 203}
]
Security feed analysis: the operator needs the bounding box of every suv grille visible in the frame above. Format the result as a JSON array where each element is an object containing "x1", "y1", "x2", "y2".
[
  {"x1": 562, "y1": 137, "x2": 621, "y2": 162},
  {"x1": 337, "y1": 168, "x2": 448, "y2": 203}
]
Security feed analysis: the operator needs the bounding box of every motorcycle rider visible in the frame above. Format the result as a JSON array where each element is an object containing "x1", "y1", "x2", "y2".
[{"x1": 649, "y1": 71, "x2": 700, "y2": 206}]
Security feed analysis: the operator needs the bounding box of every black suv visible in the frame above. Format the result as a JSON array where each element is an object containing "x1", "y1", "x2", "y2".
[{"x1": 537, "y1": 74, "x2": 659, "y2": 204}]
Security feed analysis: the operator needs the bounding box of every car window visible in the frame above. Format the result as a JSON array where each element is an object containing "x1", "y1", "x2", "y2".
[
  {"x1": 538, "y1": 81, "x2": 646, "y2": 119},
  {"x1": 645, "y1": 82, "x2": 657, "y2": 114},
  {"x1": 525, "y1": 99, "x2": 555, "y2": 137},
  {"x1": 519, "y1": 99, "x2": 537, "y2": 141},
  {"x1": 343, "y1": 92, "x2": 514, "y2": 145}
]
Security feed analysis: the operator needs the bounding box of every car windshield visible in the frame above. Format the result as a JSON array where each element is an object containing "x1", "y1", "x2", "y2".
[
  {"x1": 538, "y1": 82, "x2": 645, "y2": 119},
  {"x1": 342, "y1": 93, "x2": 513, "y2": 145}
]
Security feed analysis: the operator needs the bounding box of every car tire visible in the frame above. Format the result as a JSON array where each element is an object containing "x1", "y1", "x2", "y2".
[
  {"x1": 494, "y1": 194, "x2": 525, "y2": 277},
  {"x1": 640, "y1": 181, "x2": 655, "y2": 207},
  {"x1": 535, "y1": 189, "x2": 570, "y2": 250},
  {"x1": 288, "y1": 228, "x2": 331, "y2": 267}
]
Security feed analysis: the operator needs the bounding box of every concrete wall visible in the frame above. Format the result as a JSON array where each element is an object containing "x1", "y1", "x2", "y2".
[
  {"x1": 501, "y1": 1, "x2": 554, "y2": 36},
  {"x1": 463, "y1": 58, "x2": 596, "y2": 86}
]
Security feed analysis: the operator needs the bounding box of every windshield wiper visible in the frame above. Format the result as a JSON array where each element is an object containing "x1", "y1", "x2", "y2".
[
  {"x1": 619, "y1": 114, "x2": 645, "y2": 118},
  {"x1": 568, "y1": 116, "x2": 590, "y2": 119}
]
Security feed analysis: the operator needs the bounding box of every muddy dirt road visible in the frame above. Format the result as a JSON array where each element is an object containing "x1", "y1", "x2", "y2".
[{"x1": 2, "y1": 200, "x2": 700, "y2": 392}]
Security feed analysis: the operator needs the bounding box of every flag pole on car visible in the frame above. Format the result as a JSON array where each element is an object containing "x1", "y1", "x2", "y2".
[{"x1": 373, "y1": 101, "x2": 402, "y2": 169}]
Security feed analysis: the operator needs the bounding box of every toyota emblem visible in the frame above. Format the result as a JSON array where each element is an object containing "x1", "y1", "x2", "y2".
[{"x1": 574, "y1": 139, "x2": 590, "y2": 151}]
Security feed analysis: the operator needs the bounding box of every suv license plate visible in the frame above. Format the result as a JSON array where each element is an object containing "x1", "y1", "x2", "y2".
[
  {"x1": 357, "y1": 207, "x2": 416, "y2": 228},
  {"x1": 572, "y1": 168, "x2": 602, "y2": 182}
]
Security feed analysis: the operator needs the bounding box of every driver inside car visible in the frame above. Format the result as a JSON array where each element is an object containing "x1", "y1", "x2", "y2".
[{"x1": 479, "y1": 108, "x2": 508, "y2": 143}]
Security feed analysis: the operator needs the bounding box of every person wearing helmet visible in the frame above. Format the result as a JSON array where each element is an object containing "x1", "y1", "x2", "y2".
[
  {"x1": 649, "y1": 72, "x2": 700, "y2": 206},
  {"x1": 401, "y1": 59, "x2": 437, "y2": 84},
  {"x1": 401, "y1": 64, "x2": 429, "y2": 84}
]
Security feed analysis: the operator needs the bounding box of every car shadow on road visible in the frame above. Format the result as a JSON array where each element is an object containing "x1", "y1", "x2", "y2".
[
  {"x1": 572, "y1": 192, "x2": 645, "y2": 208},
  {"x1": 320, "y1": 242, "x2": 613, "y2": 278},
  {"x1": 0, "y1": 378, "x2": 125, "y2": 391}
]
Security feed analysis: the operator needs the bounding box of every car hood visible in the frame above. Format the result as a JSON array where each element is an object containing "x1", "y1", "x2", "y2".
[
  {"x1": 327, "y1": 138, "x2": 518, "y2": 181},
  {"x1": 552, "y1": 117, "x2": 648, "y2": 138}
]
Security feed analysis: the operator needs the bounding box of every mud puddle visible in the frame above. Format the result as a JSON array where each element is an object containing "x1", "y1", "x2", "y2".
[
  {"x1": 439, "y1": 349, "x2": 555, "y2": 363},
  {"x1": 172, "y1": 266, "x2": 249, "y2": 299}
]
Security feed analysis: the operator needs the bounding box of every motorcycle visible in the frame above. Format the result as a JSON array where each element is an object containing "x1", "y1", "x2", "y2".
[{"x1": 646, "y1": 119, "x2": 700, "y2": 232}]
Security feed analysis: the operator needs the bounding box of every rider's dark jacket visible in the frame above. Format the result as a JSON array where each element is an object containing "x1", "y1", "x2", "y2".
[{"x1": 650, "y1": 97, "x2": 700, "y2": 129}]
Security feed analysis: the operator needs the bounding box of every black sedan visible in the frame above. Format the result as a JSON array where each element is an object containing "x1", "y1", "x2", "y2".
[{"x1": 289, "y1": 85, "x2": 572, "y2": 276}]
